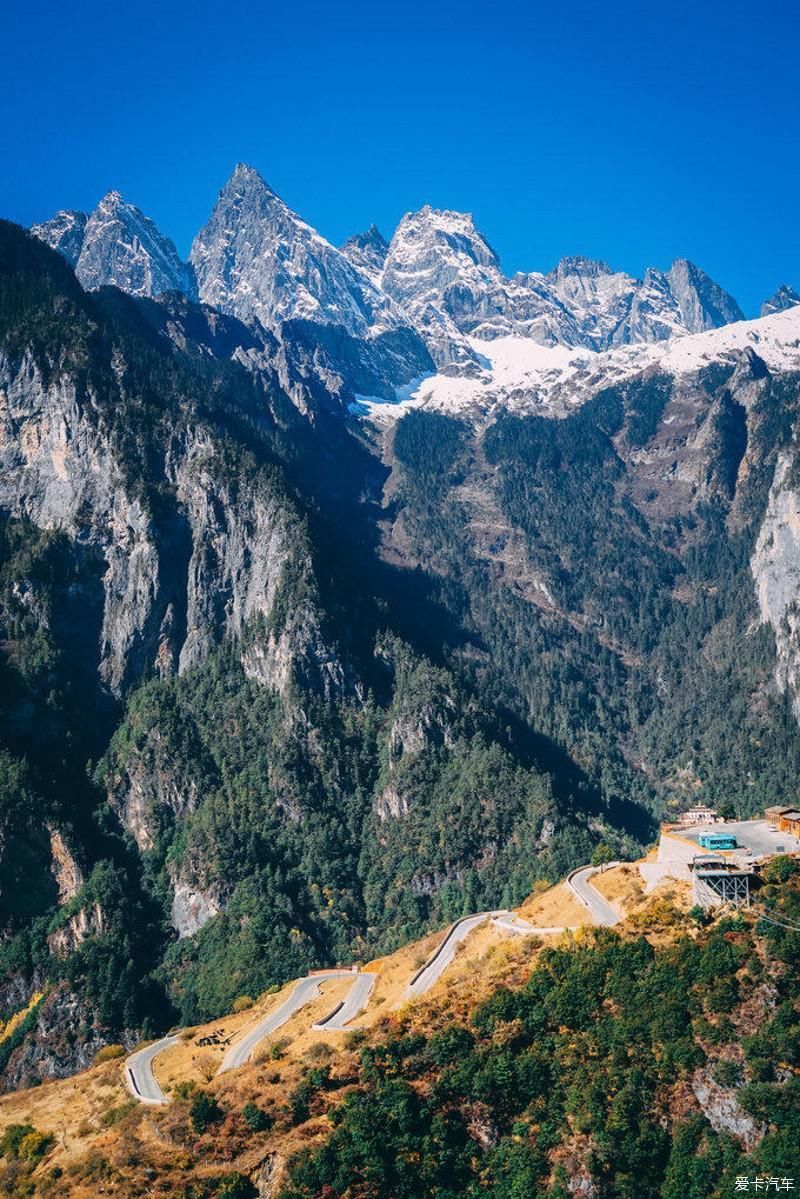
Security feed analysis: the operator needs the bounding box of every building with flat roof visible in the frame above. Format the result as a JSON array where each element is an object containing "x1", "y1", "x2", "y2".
[{"x1": 680, "y1": 806, "x2": 719, "y2": 825}]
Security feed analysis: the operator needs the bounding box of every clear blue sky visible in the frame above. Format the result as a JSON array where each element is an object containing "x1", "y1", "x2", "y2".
[{"x1": 3, "y1": 0, "x2": 799, "y2": 314}]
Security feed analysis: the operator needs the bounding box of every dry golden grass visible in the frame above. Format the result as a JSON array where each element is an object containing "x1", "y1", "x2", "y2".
[
  {"x1": 590, "y1": 863, "x2": 645, "y2": 910},
  {"x1": 0, "y1": 1057, "x2": 130, "y2": 1170},
  {"x1": 516, "y1": 880, "x2": 586, "y2": 927},
  {"x1": 0, "y1": 862, "x2": 681, "y2": 1194},
  {"x1": 0, "y1": 992, "x2": 43, "y2": 1045}
]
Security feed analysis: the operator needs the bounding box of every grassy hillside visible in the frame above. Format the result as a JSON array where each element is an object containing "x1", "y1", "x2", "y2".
[{"x1": 2, "y1": 861, "x2": 798, "y2": 1197}]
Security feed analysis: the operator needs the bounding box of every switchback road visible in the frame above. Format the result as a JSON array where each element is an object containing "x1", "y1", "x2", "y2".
[{"x1": 125, "y1": 1034, "x2": 180, "y2": 1105}]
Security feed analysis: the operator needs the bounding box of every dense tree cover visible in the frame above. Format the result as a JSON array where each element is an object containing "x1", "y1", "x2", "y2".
[
  {"x1": 2, "y1": 217, "x2": 800, "y2": 1068},
  {"x1": 99, "y1": 635, "x2": 580, "y2": 1021},
  {"x1": 391, "y1": 387, "x2": 800, "y2": 823},
  {"x1": 280, "y1": 886, "x2": 800, "y2": 1198}
]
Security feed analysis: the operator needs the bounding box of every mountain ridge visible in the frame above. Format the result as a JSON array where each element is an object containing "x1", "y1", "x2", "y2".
[{"x1": 31, "y1": 164, "x2": 750, "y2": 389}]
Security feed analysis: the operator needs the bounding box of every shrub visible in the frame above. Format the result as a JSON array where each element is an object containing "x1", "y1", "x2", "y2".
[
  {"x1": 711, "y1": 1058, "x2": 743, "y2": 1087},
  {"x1": 100, "y1": 1100, "x2": 139, "y2": 1128},
  {"x1": 232, "y1": 995, "x2": 254, "y2": 1013},
  {"x1": 763, "y1": 855, "x2": 800, "y2": 885},
  {"x1": 18, "y1": 1130, "x2": 53, "y2": 1162},
  {"x1": 242, "y1": 1102, "x2": 273, "y2": 1133},
  {"x1": 0, "y1": 1124, "x2": 34, "y2": 1157},
  {"x1": 289, "y1": 1066, "x2": 331, "y2": 1124},
  {"x1": 344, "y1": 1028, "x2": 368, "y2": 1051},
  {"x1": 92, "y1": 1043, "x2": 126, "y2": 1065},
  {"x1": 190, "y1": 1092, "x2": 223, "y2": 1133},
  {"x1": 305, "y1": 1041, "x2": 333, "y2": 1062}
]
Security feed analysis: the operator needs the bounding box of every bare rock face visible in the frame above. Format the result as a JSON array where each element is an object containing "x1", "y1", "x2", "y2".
[
  {"x1": 0, "y1": 348, "x2": 332, "y2": 698},
  {"x1": 341, "y1": 224, "x2": 389, "y2": 286},
  {"x1": 761, "y1": 283, "x2": 800, "y2": 317},
  {"x1": 691, "y1": 1068, "x2": 765, "y2": 1151},
  {"x1": 1, "y1": 983, "x2": 116, "y2": 1093},
  {"x1": 170, "y1": 877, "x2": 221, "y2": 939},
  {"x1": 47, "y1": 903, "x2": 105, "y2": 958},
  {"x1": 752, "y1": 451, "x2": 800, "y2": 715},
  {"x1": 33, "y1": 191, "x2": 196, "y2": 299},
  {"x1": 30, "y1": 209, "x2": 87, "y2": 267},
  {"x1": 191, "y1": 165, "x2": 397, "y2": 338},
  {"x1": 48, "y1": 828, "x2": 84, "y2": 903}
]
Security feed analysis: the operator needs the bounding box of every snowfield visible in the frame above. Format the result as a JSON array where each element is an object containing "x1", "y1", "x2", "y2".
[{"x1": 363, "y1": 304, "x2": 800, "y2": 425}]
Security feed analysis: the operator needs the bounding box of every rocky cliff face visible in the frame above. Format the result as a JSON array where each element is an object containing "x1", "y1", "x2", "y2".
[
  {"x1": 33, "y1": 191, "x2": 196, "y2": 299},
  {"x1": 341, "y1": 224, "x2": 389, "y2": 285},
  {"x1": 0, "y1": 347, "x2": 325, "y2": 697},
  {"x1": 29, "y1": 209, "x2": 87, "y2": 267},
  {"x1": 752, "y1": 451, "x2": 800, "y2": 715},
  {"x1": 761, "y1": 283, "x2": 800, "y2": 316},
  {"x1": 2, "y1": 983, "x2": 116, "y2": 1092},
  {"x1": 191, "y1": 165, "x2": 392, "y2": 337}
]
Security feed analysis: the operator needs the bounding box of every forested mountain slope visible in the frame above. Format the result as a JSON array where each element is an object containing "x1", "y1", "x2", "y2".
[
  {"x1": 3, "y1": 206, "x2": 800, "y2": 1093},
  {"x1": 0, "y1": 224, "x2": 593, "y2": 1086}
]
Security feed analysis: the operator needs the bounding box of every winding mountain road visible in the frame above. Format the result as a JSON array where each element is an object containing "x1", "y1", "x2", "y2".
[
  {"x1": 124, "y1": 861, "x2": 624, "y2": 1102},
  {"x1": 125, "y1": 1034, "x2": 180, "y2": 1105},
  {"x1": 313, "y1": 972, "x2": 376, "y2": 1030},
  {"x1": 399, "y1": 910, "x2": 509, "y2": 1004},
  {"x1": 219, "y1": 973, "x2": 352, "y2": 1073},
  {"x1": 567, "y1": 864, "x2": 621, "y2": 927}
]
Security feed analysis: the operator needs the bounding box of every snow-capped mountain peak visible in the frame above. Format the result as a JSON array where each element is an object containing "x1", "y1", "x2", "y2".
[
  {"x1": 363, "y1": 303, "x2": 800, "y2": 427},
  {"x1": 761, "y1": 283, "x2": 800, "y2": 317},
  {"x1": 381, "y1": 206, "x2": 580, "y2": 369},
  {"x1": 32, "y1": 191, "x2": 196, "y2": 299},
  {"x1": 341, "y1": 224, "x2": 389, "y2": 285},
  {"x1": 189, "y1": 163, "x2": 401, "y2": 339},
  {"x1": 30, "y1": 209, "x2": 88, "y2": 267},
  {"x1": 664, "y1": 257, "x2": 744, "y2": 333}
]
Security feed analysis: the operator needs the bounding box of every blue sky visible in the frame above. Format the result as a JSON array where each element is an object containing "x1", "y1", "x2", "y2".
[{"x1": 3, "y1": 0, "x2": 799, "y2": 314}]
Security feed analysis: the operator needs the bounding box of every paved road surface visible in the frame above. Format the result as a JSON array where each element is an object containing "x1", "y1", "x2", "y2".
[
  {"x1": 567, "y1": 865, "x2": 621, "y2": 927},
  {"x1": 125, "y1": 1034, "x2": 180, "y2": 1105},
  {"x1": 492, "y1": 914, "x2": 572, "y2": 936},
  {"x1": 219, "y1": 973, "x2": 352, "y2": 1073},
  {"x1": 313, "y1": 972, "x2": 376, "y2": 1030},
  {"x1": 126, "y1": 860, "x2": 624, "y2": 1101},
  {"x1": 401, "y1": 911, "x2": 507, "y2": 1003},
  {"x1": 679, "y1": 820, "x2": 800, "y2": 858}
]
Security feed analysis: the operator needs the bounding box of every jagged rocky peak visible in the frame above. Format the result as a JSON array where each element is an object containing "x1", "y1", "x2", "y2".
[
  {"x1": 341, "y1": 223, "x2": 389, "y2": 283},
  {"x1": 761, "y1": 283, "x2": 800, "y2": 317},
  {"x1": 31, "y1": 190, "x2": 196, "y2": 299},
  {"x1": 548, "y1": 254, "x2": 615, "y2": 281},
  {"x1": 190, "y1": 163, "x2": 400, "y2": 338},
  {"x1": 545, "y1": 255, "x2": 639, "y2": 347},
  {"x1": 383, "y1": 205, "x2": 501, "y2": 290},
  {"x1": 664, "y1": 257, "x2": 744, "y2": 332},
  {"x1": 381, "y1": 205, "x2": 583, "y2": 365},
  {"x1": 30, "y1": 209, "x2": 88, "y2": 267}
]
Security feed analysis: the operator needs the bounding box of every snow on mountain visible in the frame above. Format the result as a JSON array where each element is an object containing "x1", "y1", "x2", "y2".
[
  {"x1": 544, "y1": 256, "x2": 638, "y2": 347},
  {"x1": 761, "y1": 283, "x2": 800, "y2": 317},
  {"x1": 380, "y1": 206, "x2": 581, "y2": 370},
  {"x1": 191, "y1": 164, "x2": 403, "y2": 339},
  {"x1": 30, "y1": 169, "x2": 751, "y2": 412},
  {"x1": 189, "y1": 165, "x2": 434, "y2": 400},
  {"x1": 663, "y1": 258, "x2": 744, "y2": 332},
  {"x1": 544, "y1": 255, "x2": 744, "y2": 349},
  {"x1": 362, "y1": 304, "x2": 800, "y2": 425},
  {"x1": 380, "y1": 209, "x2": 744, "y2": 370},
  {"x1": 341, "y1": 224, "x2": 389, "y2": 286},
  {"x1": 32, "y1": 192, "x2": 196, "y2": 299},
  {"x1": 30, "y1": 209, "x2": 88, "y2": 268}
]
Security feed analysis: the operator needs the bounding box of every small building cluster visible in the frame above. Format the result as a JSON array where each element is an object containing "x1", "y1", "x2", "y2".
[
  {"x1": 678, "y1": 806, "x2": 721, "y2": 825},
  {"x1": 765, "y1": 806, "x2": 800, "y2": 837}
]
